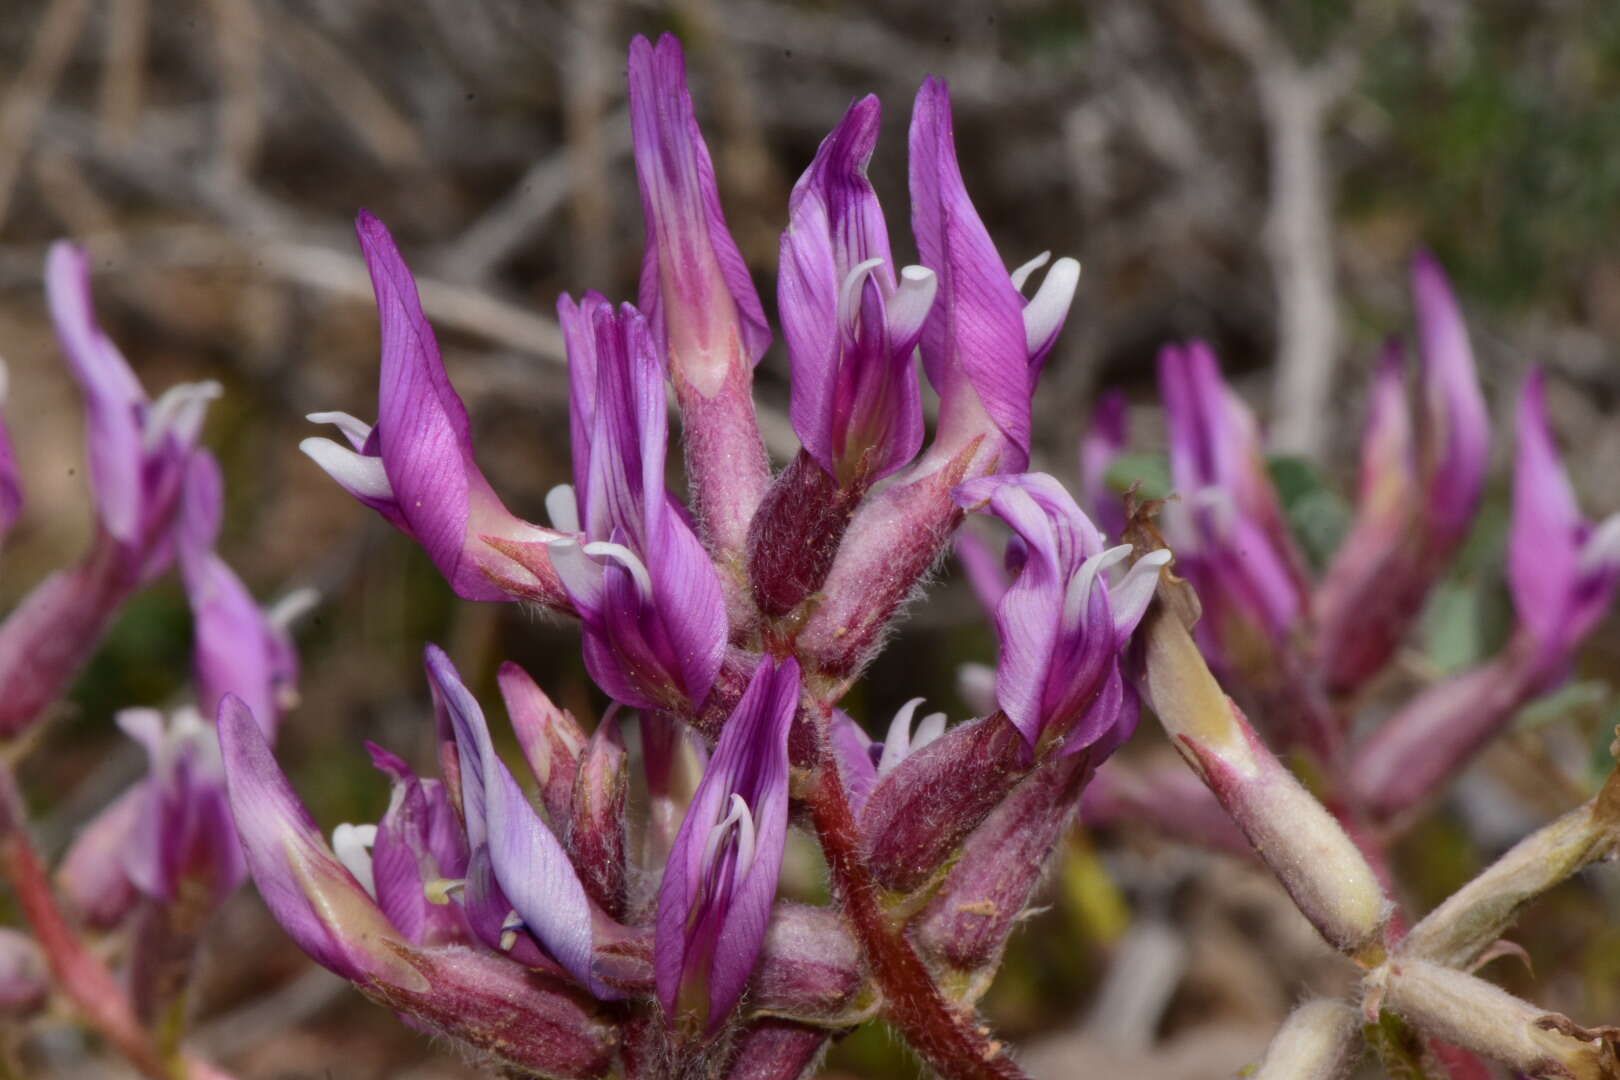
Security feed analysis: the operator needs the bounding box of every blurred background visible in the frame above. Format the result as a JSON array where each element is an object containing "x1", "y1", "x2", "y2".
[{"x1": 2, "y1": 0, "x2": 1619, "y2": 1076}]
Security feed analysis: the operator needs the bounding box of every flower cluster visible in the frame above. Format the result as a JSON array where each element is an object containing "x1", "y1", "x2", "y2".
[
  {"x1": 0, "y1": 244, "x2": 304, "y2": 1046},
  {"x1": 236, "y1": 32, "x2": 1167, "y2": 1079}
]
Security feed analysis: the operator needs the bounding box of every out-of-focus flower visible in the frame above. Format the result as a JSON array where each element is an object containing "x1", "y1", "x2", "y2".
[
  {"x1": 301, "y1": 213, "x2": 566, "y2": 607},
  {"x1": 0, "y1": 360, "x2": 24, "y2": 544},
  {"x1": 954, "y1": 472, "x2": 1166, "y2": 756},
  {"x1": 1349, "y1": 369, "x2": 1620, "y2": 822},
  {"x1": 118, "y1": 707, "x2": 244, "y2": 907},
  {"x1": 1507, "y1": 368, "x2": 1620, "y2": 673},
  {"x1": 178, "y1": 452, "x2": 304, "y2": 738},
  {"x1": 0, "y1": 929, "x2": 47, "y2": 1020},
  {"x1": 628, "y1": 34, "x2": 772, "y2": 560},
  {"x1": 656, "y1": 657, "x2": 798, "y2": 1032},
  {"x1": 550, "y1": 295, "x2": 727, "y2": 716},
  {"x1": 1080, "y1": 389, "x2": 1128, "y2": 541},
  {"x1": 1314, "y1": 255, "x2": 1489, "y2": 694},
  {"x1": 1159, "y1": 341, "x2": 1306, "y2": 674},
  {"x1": 0, "y1": 245, "x2": 218, "y2": 739}
]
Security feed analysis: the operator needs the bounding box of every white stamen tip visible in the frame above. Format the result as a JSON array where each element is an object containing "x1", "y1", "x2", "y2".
[
  {"x1": 332, "y1": 823, "x2": 379, "y2": 899},
  {"x1": 837, "y1": 257, "x2": 888, "y2": 330},
  {"x1": 307, "y1": 411, "x2": 375, "y2": 452},
  {"x1": 1022, "y1": 257, "x2": 1080, "y2": 355},
  {"x1": 582, "y1": 540, "x2": 653, "y2": 602},
  {"x1": 1010, "y1": 251, "x2": 1052, "y2": 293},
  {"x1": 545, "y1": 484, "x2": 582, "y2": 535},
  {"x1": 300, "y1": 438, "x2": 394, "y2": 502},
  {"x1": 879, "y1": 698, "x2": 927, "y2": 776}
]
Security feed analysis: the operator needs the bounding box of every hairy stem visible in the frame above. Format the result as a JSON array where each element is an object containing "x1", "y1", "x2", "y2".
[{"x1": 805, "y1": 716, "x2": 1026, "y2": 1080}]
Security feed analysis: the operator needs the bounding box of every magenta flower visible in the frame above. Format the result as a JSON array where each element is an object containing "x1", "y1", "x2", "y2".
[
  {"x1": 955, "y1": 472, "x2": 1167, "y2": 756},
  {"x1": 551, "y1": 295, "x2": 727, "y2": 715},
  {"x1": 0, "y1": 245, "x2": 218, "y2": 739},
  {"x1": 1315, "y1": 254, "x2": 1489, "y2": 693},
  {"x1": 1508, "y1": 369, "x2": 1620, "y2": 673},
  {"x1": 910, "y1": 77, "x2": 1078, "y2": 474},
  {"x1": 1158, "y1": 341, "x2": 1306, "y2": 667},
  {"x1": 301, "y1": 213, "x2": 566, "y2": 607},
  {"x1": 117, "y1": 707, "x2": 245, "y2": 906},
  {"x1": 655, "y1": 657, "x2": 798, "y2": 1032},
  {"x1": 215, "y1": 693, "x2": 618, "y2": 1075},
  {"x1": 179, "y1": 453, "x2": 302, "y2": 739},
  {"x1": 628, "y1": 34, "x2": 772, "y2": 559},
  {"x1": 0, "y1": 360, "x2": 23, "y2": 543},
  {"x1": 780, "y1": 94, "x2": 934, "y2": 488},
  {"x1": 365, "y1": 743, "x2": 472, "y2": 948}
]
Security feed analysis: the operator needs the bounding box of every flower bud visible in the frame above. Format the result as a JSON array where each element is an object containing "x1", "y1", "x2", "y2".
[
  {"x1": 859, "y1": 711, "x2": 1028, "y2": 893},
  {"x1": 570, "y1": 712, "x2": 629, "y2": 920},
  {"x1": 1252, "y1": 999, "x2": 1362, "y2": 1080},
  {"x1": 0, "y1": 928, "x2": 47, "y2": 1019},
  {"x1": 1372, "y1": 959, "x2": 1614, "y2": 1079},
  {"x1": 497, "y1": 661, "x2": 586, "y2": 828},
  {"x1": 725, "y1": 1020, "x2": 832, "y2": 1080},
  {"x1": 1140, "y1": 608, "x2": 1390, "y2": 956},
  {"x1": 750, "y1": 903, "x2": 869, "y2": 1025},
  {"x1": 628, "y1": 33, "x2": 772, "y2": 557},
  {"x1": 914, "y1": 751, "x2": 1091, "y2": 984}
]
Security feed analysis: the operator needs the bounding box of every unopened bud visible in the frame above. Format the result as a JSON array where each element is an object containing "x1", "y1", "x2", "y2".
[
  {"x1": 1142, "y1": 607, "x2": 1389, "y2": 956},
  {"x1": 725, "y1": 1019, "x2": 832, "y2": 1080},
  {"x1": 1372, "y1": 958, "x2": 1614, "y2": 1080},
  {"x1": 915, "y1": 752, "x2": 1089, "y2": 987},
  {"x1": 0, "y1": 928, "x2": 47, "y2": 1019},
  {"x1": 750, "y1": 903, "x2": 871, "y2": 1025},
  {"x1": 747, "y1": 450, "x2": 861, "y2": 617},
  {"x1": 498, "y1": 661, "x2": 587, "y2": 827},
  {"x1": 859, "y1": 712, "x2": 1028, "y2": 893},
  {"x1": 1252, "y1": 999, "x2": 1362, "y2": 1080},
  {"x1": 569, "y1": 712, "x2": 628, "y2": 919}
]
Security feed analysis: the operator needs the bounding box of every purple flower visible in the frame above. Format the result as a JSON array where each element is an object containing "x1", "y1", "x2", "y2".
[
  {"x1": 301, "y1": 213, "x2": 566, "y2": 607},
  {"x1": 1159, "y1": 342, "x2": 1305, "y2": 663},
  {"x1": 1315, "y1": 255, "x2": 1489, "y2": 694},
  {"x1": 551, "y1": 294, "x2": 727, "y2": 715},
  {"x1": 780, "y1": 94, "x2": 934, "y2": 487},
  {"x1": 423, "y1": 645, "x2": 621, "y2": 998},
  {"x1": 0, "y1": 245, "x2": 218, "y2": 739},
  {"x1": 1508, "y1": 369, "x2": 1620, "y2": 670},
  {"x1": 179, "y1": 452, "x2": 303, "y2": 740},
  {"x1": 954, "y1": 473, "x2": 1166, "y2": 756},
  {"x1": 628, "y1": 33, "x2": 772, "y2": 557},
  {"x1": 118, "y1": 707, "x2": 245, "y2": 906},
  {"x1": 909, "y1": 77, "x2": 1078, "y2": 474},
  {"x1": 0, "y1": 360, "x2": 23, "y2": 543},
  {"x1": 365, "y1": 743, "x2": 472, "y2": 948},
  {"x1": 1412, "y1": 251, "x2": 1489, "y2": 549},
  {"x1": 655, "y1": 656, "x2": 799, "y2": 1032},
  {"x1": 45, "y1": 242, "x2": 219, "y2": 574},
  {"x1": 215, "y1": 694, "x2": 618, "y2": 1075}
]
